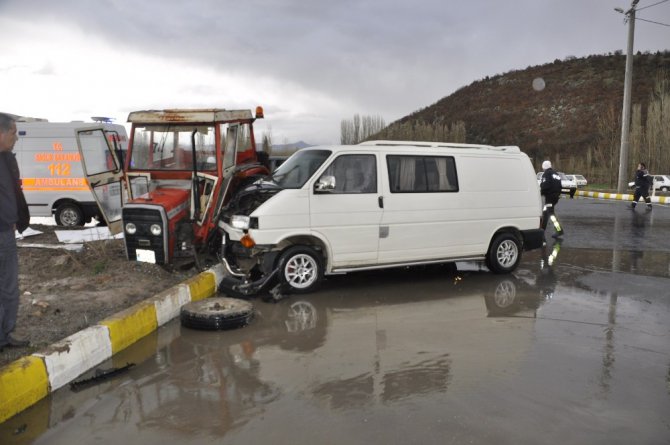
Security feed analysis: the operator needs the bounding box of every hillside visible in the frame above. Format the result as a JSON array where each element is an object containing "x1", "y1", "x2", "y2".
[{"x1": 375, "y1": 52, "x2": 670, "y2": 175}]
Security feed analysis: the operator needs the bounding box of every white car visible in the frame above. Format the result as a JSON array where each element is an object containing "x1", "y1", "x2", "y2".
[
  {"x1": 652, "y1": 175, "x2": 670, "y2": 191},
  {"x1": 558, "y1": 172, "x2": 577, "y2": 190},
  {"x1": 566, "y1": 174, "x2": 587, "y2": 188}
]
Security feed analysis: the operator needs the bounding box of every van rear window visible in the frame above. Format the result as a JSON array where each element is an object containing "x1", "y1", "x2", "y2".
[{"x1": 387, "y1": 155, "x2": 458, "y2": 193}]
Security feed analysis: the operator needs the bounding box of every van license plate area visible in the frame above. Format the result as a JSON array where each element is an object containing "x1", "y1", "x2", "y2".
[{"x1": 136, "y1": 249, "x2": 156, "y2": 264}]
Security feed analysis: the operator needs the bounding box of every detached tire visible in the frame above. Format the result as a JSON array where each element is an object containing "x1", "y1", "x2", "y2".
[
  {"x1": 277, "y1": 246, "x2": 323, "y2": 294},
  {"x1": 180, "y1": 297, "x2": 254, "y2": 330},
  {"x1": 486, "y1": 233, "x2": 521, "y2": 274},
  {"x1": 55, "y1": 202, "x2": 84, "y2": 227}
]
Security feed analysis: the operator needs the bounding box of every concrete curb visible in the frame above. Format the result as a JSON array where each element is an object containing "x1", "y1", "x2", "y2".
[
  {"x1": 0, "y1": 264, "x2": 224, "y2": 424},
  {"x1": 575, "y1": 190, "x2": 670, "y2": 204}
]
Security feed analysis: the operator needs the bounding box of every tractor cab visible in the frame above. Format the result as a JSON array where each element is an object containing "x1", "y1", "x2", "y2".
[{"x1": 75, "y1": 107, "x2": 269, "y2": 266}]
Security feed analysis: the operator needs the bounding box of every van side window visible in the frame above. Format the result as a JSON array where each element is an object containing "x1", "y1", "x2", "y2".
[
  {"x1": 387, "y1": 155, "x2": 458, "y2": 193},
  {"x1": 319, "y1": 154, "x2": 377, "y2": 194}
]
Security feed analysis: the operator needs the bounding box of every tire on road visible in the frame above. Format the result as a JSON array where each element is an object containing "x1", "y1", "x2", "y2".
[
  {"x1": 277, "y1": 245, "x2": 324, "y2": 294},
  {"x1": 180, "y1": 297, "x2": 254, "y2": 330},
  {"x1": 55, "y1": 202, "x2": 85, "y2": 227},
  {"x1": 486, "y1": 233, "x2": 521, "y2": 274}
]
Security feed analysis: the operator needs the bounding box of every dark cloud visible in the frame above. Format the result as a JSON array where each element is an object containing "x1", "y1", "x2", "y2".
[{"x1": 2, "y1": 0, "x2": 669, "y2": 141}]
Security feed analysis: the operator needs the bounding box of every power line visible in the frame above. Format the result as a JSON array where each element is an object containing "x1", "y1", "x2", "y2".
[
  {"x1": 614, "y1": 0, "x2": 670, "y2": 26},
  {"x1": 637, "y1": 0, "x2": 669, "y2": 12},
  {"x1": 636, "y1": 16, "x2": 670, "y2": 26}
]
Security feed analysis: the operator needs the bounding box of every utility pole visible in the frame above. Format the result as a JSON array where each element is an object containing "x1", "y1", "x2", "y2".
[{"x1": 616, "y1": 0, "x2": 639, "y2": 193}]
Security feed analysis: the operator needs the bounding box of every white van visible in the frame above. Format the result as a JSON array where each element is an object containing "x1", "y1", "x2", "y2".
[
  {"x1": 15, "y1": 120, "x2": 127, "y2": 226},
  {"x1": 218, "y1": 140, "x2": 544, "y2": 295}
]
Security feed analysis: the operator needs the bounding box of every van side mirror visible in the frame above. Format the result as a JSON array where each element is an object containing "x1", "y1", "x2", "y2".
[{"x1": 314, "y1": 175, "x2": 336, "y2": 193}]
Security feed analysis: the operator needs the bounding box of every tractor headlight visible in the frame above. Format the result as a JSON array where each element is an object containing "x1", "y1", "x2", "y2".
[
  {"x1": 125, "y1": 222, "x2": 137, "y2": 235},
  {"x1": 150, "y1": 224, "x2": 162, "y2": 236},
  {"x1": 231, "y1": 215, "x2": 250, "y2": 230}
]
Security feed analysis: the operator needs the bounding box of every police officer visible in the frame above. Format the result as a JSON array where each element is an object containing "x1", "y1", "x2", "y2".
[
  {"x1": 0, "y1": 112, "x2": 30, "y2": 351},
  {"x1": 631, "y1": 162, "x2": 652, "y2": 211},
  {"x1": 540, "y1": 160, "x2": 564, "y2": 239}
]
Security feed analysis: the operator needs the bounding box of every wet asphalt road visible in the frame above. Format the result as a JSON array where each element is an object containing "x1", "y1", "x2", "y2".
[{"x1": 2, "y1": 197, "x2": 670, "y2": 445}]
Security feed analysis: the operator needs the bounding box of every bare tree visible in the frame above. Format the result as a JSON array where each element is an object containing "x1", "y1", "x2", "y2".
[
  {"x1": 261, "y1": 126, "x2": 273, "y2": 154},
  {"x1": 340, "y1": 114, "x2": 387, "y2": 144},
  {"x1": 340, "y1": 119, "x2": 355, "y2": 144},
  {"x1": 645, "y1": 70, "x2": 670, "y2": 174}
]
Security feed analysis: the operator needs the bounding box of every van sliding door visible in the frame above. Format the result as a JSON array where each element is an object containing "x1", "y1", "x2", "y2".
[{"x1": 378, "y1": 155, "x2": 460, "y2": 263}]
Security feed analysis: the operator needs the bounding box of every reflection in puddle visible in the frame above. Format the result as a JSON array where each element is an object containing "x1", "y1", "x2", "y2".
[
  {"x1": 381, "y1": 355, "x2": 451, "y2": 403},
  {"x1": 311, "y1": 354, "x2": 452, "y2": 409},
  {"x1": 4, "y1": 235, "x2": 670, "y2": 444}
]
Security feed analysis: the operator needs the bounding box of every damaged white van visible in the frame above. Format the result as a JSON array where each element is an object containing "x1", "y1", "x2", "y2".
[{"x1": 218, "y1": 140, "x2": 544, "y2": 295}]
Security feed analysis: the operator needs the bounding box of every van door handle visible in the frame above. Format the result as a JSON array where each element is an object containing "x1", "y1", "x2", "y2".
[{"x1": 378, "y1": 196, "x2": 384, "y2": 209}]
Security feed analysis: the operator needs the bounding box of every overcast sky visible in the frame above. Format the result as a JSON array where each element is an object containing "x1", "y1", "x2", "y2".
[{"x1": 1, "y1": 0, "x2": 668, "y2": 145}]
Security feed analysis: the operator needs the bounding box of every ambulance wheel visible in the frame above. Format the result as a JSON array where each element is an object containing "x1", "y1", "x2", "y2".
[
  {"x1": 486, "y1": 233, "x2": 521, "y2": 274},
  {"x1": 277, "y1": 246, "x2": 323, "y2": 294},
  {"x1": 180, "y1": 297, "x2": 254, "y2": 330},
  {"x1": 55, "y1": 203, "x2": 84, "y2": 227}
]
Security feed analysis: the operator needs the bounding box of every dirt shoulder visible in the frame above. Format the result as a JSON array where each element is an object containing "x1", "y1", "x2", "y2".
[{"x1": 0, "y1": 225, "x2": 196, "y2": 369}]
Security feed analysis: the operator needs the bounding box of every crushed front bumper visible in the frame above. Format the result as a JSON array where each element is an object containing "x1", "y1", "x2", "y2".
[{"x1": 219, "y1": 256, "x2": 279, "y2": 296}]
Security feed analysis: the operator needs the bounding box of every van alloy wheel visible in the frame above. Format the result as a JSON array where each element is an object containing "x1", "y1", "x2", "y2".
[
  {"x1": 278, "y1": 246, "x2": 323, "y2": 294},
  {"x1": 486, "y1": 233, "x2": 521, "y2": 274}
]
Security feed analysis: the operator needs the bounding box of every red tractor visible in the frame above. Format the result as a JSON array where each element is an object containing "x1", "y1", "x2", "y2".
[{"x1": 76, "y1": 108, "x2": 269, "y2": 267}]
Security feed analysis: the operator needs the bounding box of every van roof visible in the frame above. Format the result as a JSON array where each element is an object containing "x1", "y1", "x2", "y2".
[
  {"x1": 358, "y1": 140, "x2": 520, "y2": 153},
  {"x1": 128, "y1": 109, "x2": 254, "y2": 124}
]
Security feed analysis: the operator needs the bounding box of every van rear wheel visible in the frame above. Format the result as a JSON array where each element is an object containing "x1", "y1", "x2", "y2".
[
  {"x1": 277, "y1": 246, "x2": 323, "y2": 294},
  {"x1": 486, "y1": 233, "x2": 521, "y2": 274},
  {"x1": 55, "y1": 203, "x2": 84, "y2": 227}
]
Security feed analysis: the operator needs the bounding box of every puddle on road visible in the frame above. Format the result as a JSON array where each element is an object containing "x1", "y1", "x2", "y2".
[{"x1": 2, "y1": 244, "x2": 670, "y2": 444}]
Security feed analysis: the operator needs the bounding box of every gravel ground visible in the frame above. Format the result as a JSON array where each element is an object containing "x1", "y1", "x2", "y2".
[{"x1": 0, "y1": 224, "x2": 196, "y2": 368}]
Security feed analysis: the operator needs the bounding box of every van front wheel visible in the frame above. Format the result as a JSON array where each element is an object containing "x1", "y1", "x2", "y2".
[
  {"x1": 277, "y1": 246, "x2": 323, "y2": 294},
  {"x1": 486, "y1": 233, "x2": 521, "y2": 274},
  {"x1": 55, "y1": 203, "x2": 84, "y2": 227}
]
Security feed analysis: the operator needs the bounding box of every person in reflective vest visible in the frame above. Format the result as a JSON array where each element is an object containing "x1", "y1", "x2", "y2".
[
  {"x1": 631, "y1": 162, "x2": 652, "y2": 211},
  {"x1": 539, "y1": 160, "x2": 564, "y2": 239}
]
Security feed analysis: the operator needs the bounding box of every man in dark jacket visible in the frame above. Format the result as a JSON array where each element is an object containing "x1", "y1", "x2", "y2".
[
  {"x1": 540, "y1": 160, "x2": 564, "y2": 239},
  {"x1": 0, "y1": 112, "x2": 30, "y2": 351},
  {"x1": 631, "y1": 162, "x2": 652, "y2": 211}
]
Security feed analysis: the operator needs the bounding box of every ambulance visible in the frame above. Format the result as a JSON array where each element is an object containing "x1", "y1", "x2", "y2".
[{"x1": 15, "y1": 118, "x2": 128, "y2": 226}]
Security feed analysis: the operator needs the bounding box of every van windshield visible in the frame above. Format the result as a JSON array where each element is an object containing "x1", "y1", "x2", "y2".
[{"x1": 271, "y1": 149, "x2": 331, "y2": 189}]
